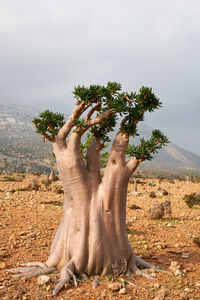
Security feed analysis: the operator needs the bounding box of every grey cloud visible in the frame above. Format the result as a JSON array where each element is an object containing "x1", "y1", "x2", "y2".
[{"x1": 0, "y1": 0, "x2": 200, "y2": 154}]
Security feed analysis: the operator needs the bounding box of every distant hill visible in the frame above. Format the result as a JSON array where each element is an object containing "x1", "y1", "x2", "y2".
[
  {"x1": 0, "y1": 104, "x2": 52, "y2": 173},
  {"x1": 0, "y1": 104, "x2": 200, "y2": 174}
]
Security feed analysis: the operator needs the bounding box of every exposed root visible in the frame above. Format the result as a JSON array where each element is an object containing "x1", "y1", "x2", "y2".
[
  {"x1": 134, "y1": 267, "x2": 155, "y2": 279},
  {"x1": 125, "y1": 254, "x2": 158, "y2": 281},
  {"x1": 21, "y1": 261, "x2": 48, "y2": 268},
  {"x1": 51, "y1": 260, "x2": 76, "y2": 297},
  {"x1": 135, "y1": 255, "x2": 169, "y2": 273},
  {"x1": 71, "y1": 273, "x2": 78, "y2": 288},
  {"x1": 80, "y1": 272, "x2": 88, "y2": 282},
  {"x1": 12, "y1": 267, "x2": 57, "y2": 278},
  {"x1": 121, "y1": 278, "x2": 137, "y2": 287},
  {"x1": 135, "y1": 255, "x2": 155, "y2": 269},
  {"x1": 8, "y1": 261, "x2": 56, "y2": 278},
  {"x1": 8, "y1": 266, "x2": 39, "y2": 273},
  {"x1": 8, "y1": 256, "x2": 168, "y2": 296},
  {"x1": 52, "y1": 279, "x2": 69, "y2": 297},
  {"x1": 92, "y1": 276, "x2": 100, "y2": 289}
]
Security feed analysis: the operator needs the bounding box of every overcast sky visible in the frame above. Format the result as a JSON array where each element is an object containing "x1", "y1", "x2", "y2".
[{"x1": 0, "y1": 0, "x2": 200, "y2": 155}]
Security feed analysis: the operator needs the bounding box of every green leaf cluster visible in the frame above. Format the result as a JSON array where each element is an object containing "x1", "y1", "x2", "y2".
[
  {"x1": 120, "y1": 87, "x2": 162, "y2": 136},
  {"x1": 73, "y1": 118, "x2": 88, "y2": 132},
  {"x1": 134, "y1": 86, "x2": 162, "y2": 112},
  {"x1": 126, "y1": 129, "x2": 169, "y2": 161},
  {"x1": 91, "y1": 114, "x2": 117, "y2": 143},
  {"x1": 33, "y1": 82, "x2": 168, "y2": 163},
  {"x1": 33, "y1": 110, "x2": 65, "y2": 137},
  {"x1": 73, "y1": 82, "x2": 122, "y2": 104},
  {"x1": 73, "y1": 82, "x2": 162, "y2": 142}
]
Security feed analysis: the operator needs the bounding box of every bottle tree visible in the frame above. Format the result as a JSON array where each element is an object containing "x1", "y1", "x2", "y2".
[{"x1": 11, "y1": 82, "x2": 169, "y2": 296}]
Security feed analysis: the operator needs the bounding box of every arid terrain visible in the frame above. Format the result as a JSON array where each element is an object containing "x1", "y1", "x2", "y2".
[{"x1": 0, "y1": 173, "x2": 200, "y2": 300}]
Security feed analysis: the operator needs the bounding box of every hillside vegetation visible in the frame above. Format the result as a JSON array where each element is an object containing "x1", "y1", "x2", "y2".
[{"x1": 1, "y1": 104, "x2": 200, "y2": 174}]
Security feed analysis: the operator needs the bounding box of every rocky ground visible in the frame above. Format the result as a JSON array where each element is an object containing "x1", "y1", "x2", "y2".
[{"x1": 0, "y1": 173, "x2": 200, "y2": 300}]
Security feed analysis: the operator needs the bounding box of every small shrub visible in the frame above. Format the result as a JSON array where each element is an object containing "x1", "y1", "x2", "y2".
[
  {"x1": 26, "y1": 179, "x2": 40, "y2": 191},
  {"x1": 33, "y1": 172, "x2": 41, "y2": 176},
  {"x1": 51, "y1": 185, "x2": 64, "y2": 194},
  {"x1": 167, "y1": 178, "x2": 175, "y2": 184},
  {"x1": 193, "y1": 236, "x2": 200, "y2": 247},
  {"x1": 193, "y1": 176, "x2": 200, "y2": 183},
  {"x1": 147, "y1": 200, "x2": 172, "y2": 220},
  {"x1": 41, "y1": 179, "x2": 55, "y2": 190},
  {"x1": 129, "y1": 204, "x2": 142, "y2": 210},
  {"x1": 162, "y1": 189, "x2": 169, "y2": 196},
  {"x1": 9, "y1": 189, "x2": 16, "y2": 193},
  {"x1": 16, "y1": 187, "x2": 27, "y2": 191},
  {"x1": 147, "y1": 203, "x2": 164, "y2": 219},
  {"x1": 149, "y1": 191, "x2": 156, "y2": 198},
  {"x1": 42, "y1": 179, "x2": 50, "y2": 185},
  {"x1": 54, "y1": 175, "x2": 59, "y2": 181},
  {"x1": 148, "y1": 183, "x2": 156, "y2": 187},
  {"x1": 3, "y1": 176, "x2": 15, "y2": 182},
  {"x1": 183, "y1": 193, "x2": 200, "y2": 208},
  {"x1": 0, "y1": 176, "x2": 23, "y2": 182},
  {"x1": 162, "y1": 200, "x2": 172, "y2": 215}
]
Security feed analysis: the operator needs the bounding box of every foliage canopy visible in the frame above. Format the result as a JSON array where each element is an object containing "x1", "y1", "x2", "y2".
[{"x1": 33, "y1": 82, "x2": 169, "y2": 162}]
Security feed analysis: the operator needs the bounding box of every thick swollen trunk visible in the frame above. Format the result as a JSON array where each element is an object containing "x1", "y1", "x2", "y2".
[
  {"x1": 46, "y1": 133, "x2": 136, "y2": 276},
  {"x1": 10, "y1": 133, "x2": 155, "y2": 296}
]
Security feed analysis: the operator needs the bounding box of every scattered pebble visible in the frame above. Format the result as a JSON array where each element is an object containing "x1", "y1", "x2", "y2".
[
  {"x1": 119, "y1": 288, "x2": 126, "y2": 294},
  {"x1": 108, "y1": 282, "x2": 122, "y2": 291},
  {"x1": 37, "y1": 275, "x2": 51, "y2": 285},
  {"x1": 153, "y1": 283, "x2": 161, "y2": 289},
  {"x1": 0, "y1": 262, "x2": 6, "y2": 269},
  {"x1": 92, "y1": 277, "x2": 100, "y2": 288},
  {"x1": 195, "y1": 282, "x2": 200, "y2": 287},
  {"x1": 181, "y1": 252, "x2": 190, "y2": 258},
  {"x1": 169, "y1": 261, "x2": 182, "y2": 276}
]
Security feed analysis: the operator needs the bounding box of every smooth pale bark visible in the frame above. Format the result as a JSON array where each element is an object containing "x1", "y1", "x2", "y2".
[
  {"x1": 10, "y1": 131, "x2": 156, "y2": 296},
  {"x1": 49, "y1": 167, "x2": 55, "y2": 183},
  {"x1": 45, "y1": 132, "x2": 140, "y2": 275}
]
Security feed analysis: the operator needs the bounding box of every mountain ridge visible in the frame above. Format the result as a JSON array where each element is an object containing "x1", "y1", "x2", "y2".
[{"x1": 0, "y1": 104, "x2": 200, "y2": 174}]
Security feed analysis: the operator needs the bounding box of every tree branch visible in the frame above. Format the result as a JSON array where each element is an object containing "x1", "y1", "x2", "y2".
[
  {"x1": 85, "y1": 102, "x2": 101, "y2": 122},
  {"x1": 126, "y1": 157, "x2": 141, "y2": 175},
  {"x1": 79, "y1": 109, "x2": 115, "y2": 135},
  {"x1": 33, "y1": 122, "x2": 55, "y2": 143},
  {"x1": 57, "y1": 101, "x2": 90, "y2": 140},
  {"x1": 123, "y1": 93, "x2": 132, "y2": 105},
  {"x1": 106, "y1": 132, "x2": 129, "y2": 167},
  {"x1": 120, "y1": 115, "x2": 129, "y2": 129},
  {"x1": 42, "y1": 134, "x2": 55, "y2": 143},
  {"x1": 120, "y1": 109, "x2": 145, "y2": 132}
]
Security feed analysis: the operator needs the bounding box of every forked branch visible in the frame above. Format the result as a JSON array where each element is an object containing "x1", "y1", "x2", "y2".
[
  {"x1": 79, "y1": 109, "x2": 115, "y2": 136},
  {"x1": 126, "y1": 157, "x2": 141, "y2": 175},
  {"x1": 106, "y1": 132, "x2": 129, "y2": 166},
  {"x1": 58, "y1": 101, "x2": 90, "y2": 140},
  {"x1": 85, "y1": 102, "x2": 101, "y2": 122}
]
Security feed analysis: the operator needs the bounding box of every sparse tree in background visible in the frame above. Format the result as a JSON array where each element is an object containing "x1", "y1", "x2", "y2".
[
  {"x1": 10, "y1": 82, "x2": 169, "y2": 296},
  {"x1": 3, "y1": 159, "x2": 10, "y2": 174}
]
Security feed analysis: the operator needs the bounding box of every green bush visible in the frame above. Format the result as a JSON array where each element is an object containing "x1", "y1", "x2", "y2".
[
  {"x1": 193, "y1": 236, "x2": 200, "y2": 247},
  {"x1": 183, "y1": 193, "x2": 200, "y2": 208}
]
